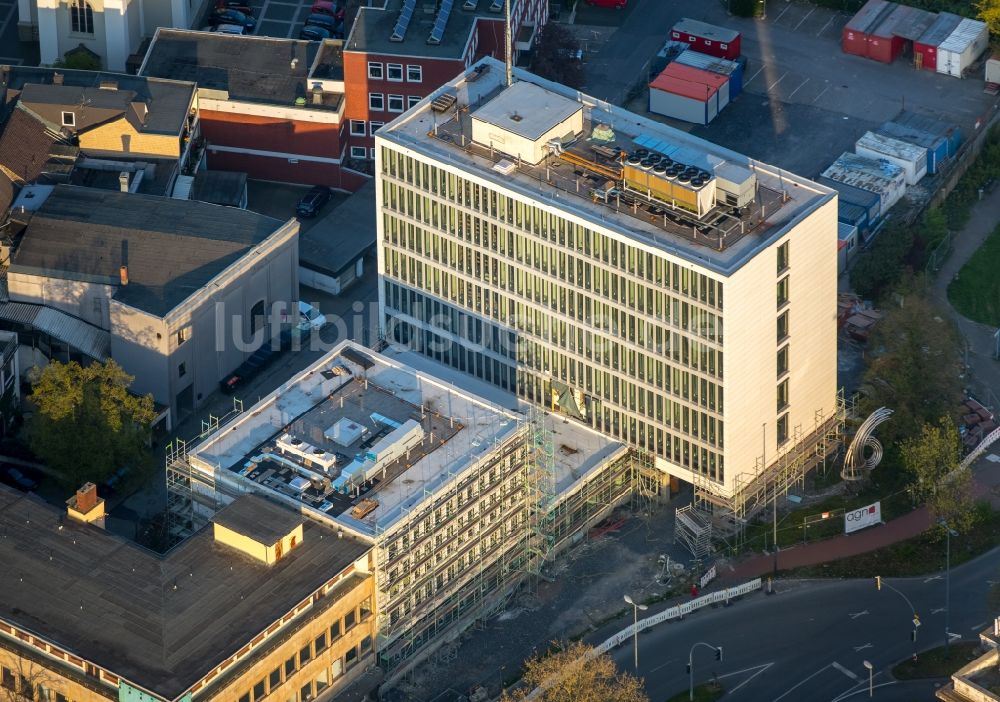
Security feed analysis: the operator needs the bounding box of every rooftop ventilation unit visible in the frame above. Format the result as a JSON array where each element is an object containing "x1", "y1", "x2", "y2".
[
  {"x1": 430, "y1": 90, "x2": 458, "y2": 112},
  {"x1": 428, "y1": 0, "x2": 453, "y2": 44},
  {"x1": 390, "y1": 0, "x2": 417, "y2": 41},
  {"x1": 622, "y1": 151, "x2": 716, "y2": 217}
]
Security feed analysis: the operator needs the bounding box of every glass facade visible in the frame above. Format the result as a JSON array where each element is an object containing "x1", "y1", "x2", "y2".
[{"x1": 379, "y1": 147, "x2": 726, "y2": 484}]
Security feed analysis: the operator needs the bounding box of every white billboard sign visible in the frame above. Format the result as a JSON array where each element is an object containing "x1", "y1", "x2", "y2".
[{"x1": 844, "y1": 501, "x2": 882, "y2": 534}]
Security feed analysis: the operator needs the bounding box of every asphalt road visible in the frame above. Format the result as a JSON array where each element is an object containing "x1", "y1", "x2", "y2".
[{"x1": 606, "y1": 546, "x2": 1000, "y2": 701}]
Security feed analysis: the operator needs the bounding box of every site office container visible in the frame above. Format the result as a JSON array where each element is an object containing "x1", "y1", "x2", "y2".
[
  {"x1": 841, "y1": 0, "x2": 894, "y2": 57},
  {"x1": 670, "y1": 18, "x2": 741, "y2": 60},
  {"x1": 913, "y1": 12, "x2": 962, "y2": 72},
  {"x1": 673, "y1": 49, "x2": 745, "y2": 98},
  {"x1": 876, "y1": 120, "x2": 948, "y2": 174},
  {"x1": 837, "y1": 200, "x2": 870, "y2": 233},
  {"x1": 987, "y1": 55, "x2": 1000, "y2": 84},
  {"x1": 818, "y1": 175, "x2": 881, "y2": 229},
  {"x1": 648, "y1": 63, "x2": 728, "y2": 125},
  {"x1": 896, "y1": 110, "x2": 962, "y2": 157},
  {"x1": 821, "y1": 152, "x2": 907, "y2": 219},
  {"x1": 936, "y1": 17, "x2": 990, "y2": 78},
  {"x1": 855, "y1": 131, "x2": 927, "y2": 185},
  {"x1": 838, "y1": 221, "x2": 859, "y2": 275},
  {"x1": 867, "y1": 9, "x2": 905, "y2": 64}
]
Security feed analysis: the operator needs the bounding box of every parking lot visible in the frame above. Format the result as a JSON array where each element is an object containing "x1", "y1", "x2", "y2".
[{"x1": 248, "y1": 0, "x2": 342, "y2": 39}]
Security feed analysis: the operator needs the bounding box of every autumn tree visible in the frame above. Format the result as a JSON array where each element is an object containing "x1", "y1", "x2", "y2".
[
  {"x1": 902, "y1": 417, "x2": 978, "y2": 534},
  {"x1": 501, "y1": 641, "x2": 648, "y2": 702},
  {"x1": 977, "y1": 0, "x2": 1000, "y2": 37},
  {"x1": 26, "y1": 359, "x2": 157, "y2": 488}
]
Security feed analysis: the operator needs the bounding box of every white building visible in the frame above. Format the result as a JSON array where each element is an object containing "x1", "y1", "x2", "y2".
[
  {"x1": 373, "y1": 59, "x2": 844, "y2": 546},
  {"x1": 18, "y1": 0, "x2": 210, "y2": 72}
]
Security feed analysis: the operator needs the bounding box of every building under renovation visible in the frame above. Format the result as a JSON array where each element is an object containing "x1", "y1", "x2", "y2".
[{"x1": 166, "y1": 341, "x2": 637, "y2": 674}]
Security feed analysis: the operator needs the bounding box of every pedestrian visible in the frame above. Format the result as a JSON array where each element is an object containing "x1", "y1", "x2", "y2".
[{"x1": 691, "y1": 584, "x2": 699, "y2": 598}]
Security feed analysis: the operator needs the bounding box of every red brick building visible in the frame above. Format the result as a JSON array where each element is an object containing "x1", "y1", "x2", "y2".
[
  {"x1": 341, "y1": 0, "x2": 548, "y2": 163},
  {"x1": 141, "y1": 30, "x2": 368, "y2": 190}
]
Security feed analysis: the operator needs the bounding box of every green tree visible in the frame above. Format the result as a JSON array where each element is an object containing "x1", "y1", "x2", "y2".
[
  {"x1": 977, "y1": 0, "x2": 1000, "y2": 36},
  {"x1": 860, "y1": 288, "x2": 962, "y2": 445},
  {"x1": 902, "y1": 417, "x2": 979, "y2": 534},
  {"x1": 501, "y1": 641, "x2": 649, "y2": 702},
  {"x1": 54, "y1": 52, "x2": 101, "y2": 71},
  {"x1": 26, "y1": 359, "x2": 156, "y2": 488},
  {"x1": 529, "y1": 23, "x2": 585, "y2": 90}
]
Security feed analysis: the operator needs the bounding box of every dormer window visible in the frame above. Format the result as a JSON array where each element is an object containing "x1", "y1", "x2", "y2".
[{"x1": 61, "y1": 111, "x2": 75, "y2": 127}]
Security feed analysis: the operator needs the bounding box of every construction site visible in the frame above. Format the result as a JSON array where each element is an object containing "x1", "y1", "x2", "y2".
[{"x1": 165, "y1": 340, "x2": 651, "y2": 678}]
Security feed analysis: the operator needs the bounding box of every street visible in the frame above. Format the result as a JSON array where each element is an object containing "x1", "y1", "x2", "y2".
[{"x1": 604, "y1": 547, "x2": 1000, "y2": 700}]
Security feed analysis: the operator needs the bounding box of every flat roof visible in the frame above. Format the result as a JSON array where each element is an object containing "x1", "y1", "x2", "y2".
[
  {"x1": 191, "y1": 170, "x2": 248, "y2": 207},
  {"x1": 189, "y1": 341, "x2": 623, "y2": 536},
  {"x1": 300, "y1": 179, "x2": 376, "y2": 277},
  {"x1": 473, "y1": 81, "x2": 582, "y2": 141},
  {"x1": 212, "y1": 493, "x2": 303, "y2": 543},
  {"x1": 377, "y1": 58, "x2": 832, "y2": 276},
  {"x1": 917, "y1": 11, "x2": 963, "y2": 47},
  {"x1": 346, "y1": 0, "x2": 485, "y2": 59},
  {"x1": 8, "y1": 185, "x2": 288, "y2": 318},
  {"x1": 672, "y1": 17, "x2": 740, "y2": 43},
  {"x1": 650, "y1": 63, "x2": 727, "y2": 99},
  {"x1": 0, "y1": 487, "x2": 368, "y2": 699},
  {"x1": 1, "y1": 65, "x2": 194, "y2": 136},
  {"x1": 140, "y1": 30, "x2": 343, "y2": 110}
]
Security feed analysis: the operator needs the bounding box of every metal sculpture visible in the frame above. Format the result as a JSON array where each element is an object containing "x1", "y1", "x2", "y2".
[{"x1": 841, "y1": 407, "x2": 894, "y2": 481}]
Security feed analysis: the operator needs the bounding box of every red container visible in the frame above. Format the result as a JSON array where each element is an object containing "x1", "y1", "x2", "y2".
[
  {"x1": 866, "y1": 11, "x2": 903, "y2": 63},
  {"x1": 670, "y1": 18, "x2": 740, "y2": 60},
  {"x1": 841, "y1": 0, "x2": 892, "y2": 57},
  {"x1": 913, "y1": 12, "x2": 962, "y2": 71}
]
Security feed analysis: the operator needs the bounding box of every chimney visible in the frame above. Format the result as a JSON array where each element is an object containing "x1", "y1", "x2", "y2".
[
  {"x1": 312, "y1": 89, "x2": 323, "y2": 106},
  {"x1": 119, "y1": 265, "x2": 129, "y2": 286},
  {"x1": 52, "y1": 72, "x2": 64, "y2": 85},
  {"x1": 66, "y1": 482, "x2": 105, "y2": 528},
  {"x1": 118, "y1": 171, "x2": 129, "y2": 192},
  {"x1": 76, "y1": 483, "x2": 98, "y2": 513}
]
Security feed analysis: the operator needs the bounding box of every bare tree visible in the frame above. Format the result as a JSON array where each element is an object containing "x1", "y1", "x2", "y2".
[{"x1": 0, "y1": 656, "x2": 59, "y2": 702}]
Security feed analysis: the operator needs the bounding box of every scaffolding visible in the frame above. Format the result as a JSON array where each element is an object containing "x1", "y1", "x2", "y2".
[
  {"x1": 675, "y1": 390, "x2": 850, "y2": 554},
  {"x1": 524, "y1": 404, "x2": 556, "y2": 589}
]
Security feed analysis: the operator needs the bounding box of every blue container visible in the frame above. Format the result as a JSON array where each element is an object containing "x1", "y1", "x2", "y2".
[
  {"x1": 896, "y1": 111, "x2": 962, "y2": 158},
  {"x1": 818, "y1": 176, "x2": 881, "y2": 229},
  {"x1": 876, "y1": 121, "x2": 948, "y2": 175},
  {"x1": 673, "y1": 49, "x2": 744, "y2": 99},
  {"x1": 838, "y1": 201, "x2": 869, "y2": 232}
]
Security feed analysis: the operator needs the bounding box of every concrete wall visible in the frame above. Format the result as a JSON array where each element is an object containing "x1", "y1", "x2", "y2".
[{"x1": 7, "y1": 273, "x2": 114, "y2": 329}]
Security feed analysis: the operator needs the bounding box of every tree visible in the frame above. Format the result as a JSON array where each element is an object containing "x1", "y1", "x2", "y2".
[
  {"x1": 977, "y1": 0, "x2": 1000, "y2": 37},
  {"x1": 859, "y1": 287, "x2": 962, "y2": 445},
  {"x1": 902, "y1": 417, "x2": 978, "y2": 534},
  {"x1": 501, "y1": 641, "x2": 648, "y2": 702},
  {"x1": 0, "y1": 657, "x2": 57, "y2": 702},
  {"x1": 25, "y1": 359, "x2": 157, "y2": 488},
  {"x1": 529, "y1": 23, "x2": 584, "y2": 90}
]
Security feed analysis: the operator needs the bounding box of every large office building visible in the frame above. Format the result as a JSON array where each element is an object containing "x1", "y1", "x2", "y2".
[
  {"x1": 167, "y1": 340, "x2": 636, "y2": 674},
  {"x1": 374, "y1": 59, "x2": 845, "y2": 551}
]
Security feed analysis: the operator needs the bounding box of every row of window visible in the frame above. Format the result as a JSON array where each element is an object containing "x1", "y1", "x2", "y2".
[
  {"x1": 776, "y1": 242, "x2": 790, "y2": 446},
  {"x1": 349, "y1": 119, "x2": 385, "y2": 138},
  {"x1": 391, "y1": 318, "x2": 727, "y2": 482},
  {"x1": 1, "y1": 667, "x2": 69, "y2": 702},
  {"x1": 380, "y1": 151, "x2": 724, "y2": 311},
  {"x1": 367, "y1": 62, "x2": 422, "y2": 83},
  {"x1": 368, "y1": 93, "x2": 422, "y2": 113}
]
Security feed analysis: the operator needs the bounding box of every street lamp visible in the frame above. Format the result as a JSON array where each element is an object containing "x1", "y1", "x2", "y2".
[
  {"x1": 941, "y1": 520, "x2": 959, "y2": 650},
  {"x1": 623, "y1": 594, "x2": 648, "y2": 669},
  {"x1": 863, "y1": 660, "x2": 873, "y2": 697}
]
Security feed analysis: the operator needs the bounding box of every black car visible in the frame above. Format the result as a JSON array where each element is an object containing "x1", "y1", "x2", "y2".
[
  {"x1": 2, "y1": 466, "x2": 39, "y2": 492},
  {"x1": 303, "y1": 12, "x2": 341, "y2": 33},
  {"x1": 299, "y1": 25, "x2": 332, "y2": 40},
  {"x1": 219, "y1": 329, "x2": 293, "y2": 394},
  {"x1": 216, "y1": 0, "x2": 254, "y2": 14},
  {"x1": 209, "y1": 8, "x2": 256, "y2": 30},
  {"x1": 296, "y1": 185, "x2": 332, "y2": 218}
]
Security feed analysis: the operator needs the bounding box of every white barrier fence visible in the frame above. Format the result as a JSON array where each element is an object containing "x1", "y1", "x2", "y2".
[
  {"x1": 959, "y1": 425, "x2": 1000, "y2": 471},
  {"x1": 524, "y1": 578, "x2": 762, "y2": 699}
]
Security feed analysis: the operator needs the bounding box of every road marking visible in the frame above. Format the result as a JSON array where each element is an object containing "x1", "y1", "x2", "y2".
[
  {"x1": 833, "y1": 662, "x2": 860, "y2": 681},
  {"x1": 746, "y1": 65, "x2": 765, "y2": 85},
  {"x1": 924, "y1": 575, "x2": 942, "y2": 583},
  {"x1": 816, "y1": 14, "x2": 836, "y2": 36},
  {"x1": 793, "y1": 7, "x2": 815, "y2": 31},
  {"x1": 932, "y1": 607, "x2": 946, "y2": 614},
  {"x1": 848, "y1": 610, "x2": 869, "y2": 619},
  {"x1": 853, "y1": 643, "x2": 872, "y2": 652},
  {"x1": 832, "y1": 681, "x2": 897, "y2": 702},
  {"x1": 717, "y1": 663, "x2": 774, "y2": 694},
  {"x1": 812, "y1": 83, "x2": 830, "y2": 103},
  {"x1": 971, "y1": 622, "x2": 987, "y2": 631},
  {"x1": 645, "y1": 659, "x2": 677, "y2": 676},
  {"x1": 773, "y1": 4, "x2": 791, "y2": 23},
  {"x1": 767, "y1": 73, "x2": 787, "y2": 91},
  {"x1": 787, "y1": 78, "x2": 810, "y2": 99},
  {"x1": 774, "y1": 664, "x2": 833, "y2": 702}
]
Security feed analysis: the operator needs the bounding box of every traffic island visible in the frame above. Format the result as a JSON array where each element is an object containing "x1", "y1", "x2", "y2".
[
  {"x1": 665, "y1": 681, "x2": 724, "y2": 702},
  {"x1": 892, "y1": 641, "x2": 979, "y2": 679}
]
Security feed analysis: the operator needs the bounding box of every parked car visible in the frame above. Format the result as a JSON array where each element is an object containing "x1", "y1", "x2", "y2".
[
  {"x1": 220, "y1": 328, "x2": 294, "y2": 394},
  {"x1": 216, "y1": 0, "x2": 254, "y2": 14},
  {"x1": 299, "y1": 25, "x2": 332, "y2": 40},
  {"x1": 586, "y1": 0, "x2": 625, "y2": 7},
  {"x1": 208, "y1": 8, "x2": 256, "y2": 30},
  {"x1": 310, "y1": 0, "x2": 345, "y2": 19},
  {"x1": 296, "y1": 185, "x2": 332, "y2": 218},
  {"x1": 303, "y1": 12, "x2": 340, "y2": 34},
  {"x1": 2, "y1": 466, "x2": 38, "y2": 492},
  {"x1": 298, "y1": 301, "x2": 326, "y2": 333},
  {"x1": 213, "y1": 23, "x2": 248, "y2": 34}
]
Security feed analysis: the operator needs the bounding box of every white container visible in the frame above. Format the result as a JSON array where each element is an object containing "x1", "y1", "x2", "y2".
[
  {"x1": 649, "y1": 87, "x2": 718, "y2": 125},
  {"x1": 822, "y1": 153, "x2": 906, "y2": 219},
  {"x1": 936, "y1": 18, "x2": 990, "y2": 78},
  {"x1": 855, "y1": 131, "x2": 927, "y2": 185},
  {"x1": 986, "y1": 56, "x2": 1000, "y2": 84}
]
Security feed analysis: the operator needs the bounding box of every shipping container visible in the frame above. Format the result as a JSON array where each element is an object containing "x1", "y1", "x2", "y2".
[
  {"x1": 987, "y1": 55, "x2": 1000, "y2": 84},
  {"x1": 818, "y1": 176, "x2": 881, "y2": 228},
  {"x1": 842, "y1": 0, "x2": 894, "y2": 57},
  {"x1": 937, "y1": 17, "x2": 990, "y2": 78},
  {"x1": 674, "y1": 49, "x2": 745, "y2": 98},
  {"x1": 838, "y1": 221, "x2": 859, "y2": 275},
  {"x1": 896, "y1": 110, "x2": 962, "y2": 156},
  {"x1": 876, "y1": 120, "x2": 948, "y2": 174},
  {"x1": 914, "y1": 12, "x2": 962, "y2": 72},
  {"x1": 838, "y1": 200, "x2": 870, "y2": 232},
  {"x1": 855, "y1": 131, "x2": 927, "y2": 184},
  {"x1": 821, "y1": 152, "x2": 906, "y2": 218},
  {"x1": 867, "y1": 7, "x2": 905, "y2": 64},
  {"x1": 649, "y1": 63, "x2": 728, "y2": 124},
  {"x1": 670, "y1": 18, "x2": 741, "y2": 60}
]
